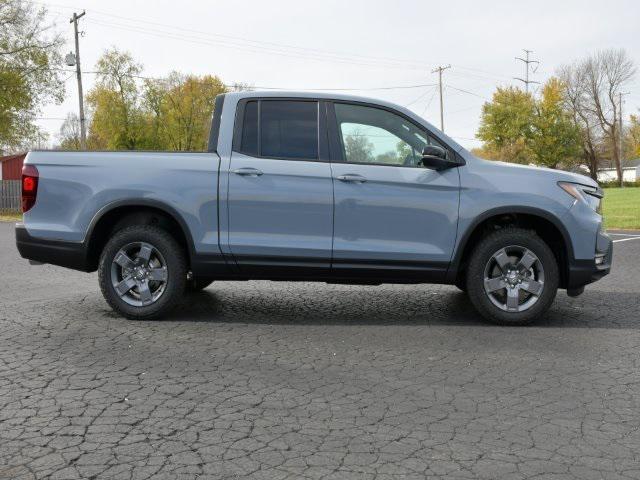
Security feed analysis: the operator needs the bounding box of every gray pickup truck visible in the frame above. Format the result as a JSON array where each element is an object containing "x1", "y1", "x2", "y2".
[{"x1": 16, "y1": 91, "x2": 612, "y2": 324}]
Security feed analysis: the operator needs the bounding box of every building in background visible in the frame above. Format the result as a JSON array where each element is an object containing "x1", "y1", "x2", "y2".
[
  {"x1": 597, "y1": 158, "x2": 640, "y2": 183},
  {"x1": 0, "y1": 153, "x2": 26, "y2": 180}
]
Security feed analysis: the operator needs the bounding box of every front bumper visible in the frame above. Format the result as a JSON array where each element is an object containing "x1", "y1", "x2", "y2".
[
  {"x1": 566, "y1": 229, "x2": 612, "y2": 289},
  {"x1": 15, "y1": 224, "x2": 92, "y2": 272}
]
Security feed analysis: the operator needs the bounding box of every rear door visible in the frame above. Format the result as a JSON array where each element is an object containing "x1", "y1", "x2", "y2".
[
  {"x1": 226, "y1": 98, "x2": 333, "y2": 275},
  {"x1": 327, "y1": 101, "x2": 460, "y2": 280}
]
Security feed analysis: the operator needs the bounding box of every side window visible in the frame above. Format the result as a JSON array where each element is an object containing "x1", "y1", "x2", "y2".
[
  {"x1": 260, "y1": 101, "x2": 318, "y2": 159},
  {"x1": 240, "y1": 101, "x2": 258, "y2": 156},
  {"x1": 334, "y1": 103, "x2": 440, "y2": 167}
]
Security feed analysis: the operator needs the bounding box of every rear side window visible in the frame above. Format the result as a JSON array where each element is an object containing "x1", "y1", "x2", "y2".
[{"x1": 236, "y1": 100, "x2": 318, "y2": 160}]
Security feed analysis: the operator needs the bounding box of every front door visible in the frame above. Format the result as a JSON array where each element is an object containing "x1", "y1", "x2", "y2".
[
  {"x1": 328, "y1": 102, "x2": 460, "y2": 280},
  {"x1": 227, "y1": 99, "x2": 333, "y2": 275}
]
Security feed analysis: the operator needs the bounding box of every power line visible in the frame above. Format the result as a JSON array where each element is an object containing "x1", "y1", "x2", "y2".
[{"x1": 514, "y1": 49, "x2": 540, "y2": 93}]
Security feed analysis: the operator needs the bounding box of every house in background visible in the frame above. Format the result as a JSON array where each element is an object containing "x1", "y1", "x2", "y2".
[
  {"x1": 597, "y1": 158, "x2": 640, "y2": 182},
  {"x1": 0, "y1": 153, "x2": 27, "y2": 180}
]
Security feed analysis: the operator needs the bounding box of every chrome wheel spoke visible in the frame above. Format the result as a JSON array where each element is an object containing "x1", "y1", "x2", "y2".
[
  {"x1": 114, "y1": 251, "x2": 135, "y2": 269},
  {"x1": 493, "y1": 249, "x2": 511, "y2": 272},
  {"x1": 137, "y1": 244, "x2": 153, "y2": 263},
  {"x1": 138, "y1": 282, "x2": 153, "y2": 304},
  {"x1": 115, "y1": 276, "x2": 136, "y2": 297},
  {"x1": 484, "y1": 276, "x2": 506, "y2": 292},
  {"x1": 506, "y1": 287, "x2": 520, "y2": 311},
  {"x1": 148, "y1": 267, "x2": 167, "y2": 282},
  {"x1": 517, "y1": 249, "x2": 537, "y2": 273},
  {"x1": 521, "y1": 279, "x2": 543, "y2": 296}
]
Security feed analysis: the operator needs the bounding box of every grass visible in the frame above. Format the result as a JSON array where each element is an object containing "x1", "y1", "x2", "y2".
[
  {"x1": 602, "y1": 187, "x2": 640, "y2": 230},
  {"x1": 0, "y1": 212, "x2": 22, "y2": 223}
]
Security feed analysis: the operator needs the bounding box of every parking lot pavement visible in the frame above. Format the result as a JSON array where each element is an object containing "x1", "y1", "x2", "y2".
[{"x1": 1, "y1": 222, "x2": 640, "y2": 480}]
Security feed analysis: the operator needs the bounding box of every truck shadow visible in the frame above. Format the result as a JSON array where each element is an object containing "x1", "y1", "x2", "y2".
[{"x1": 157, "y1": 285, "x2": 640, "y2": 329}]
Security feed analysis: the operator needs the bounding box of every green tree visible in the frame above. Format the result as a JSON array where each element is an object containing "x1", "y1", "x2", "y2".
[
  {"x1": 627, "y1": 114, "x2": 640, "y2": 158},
  {"x1": 476, "y1": 86, "x2": 535, "y2": 164},
  {"x1": 344, "y1": 129, "x2": 373, "y2": 163},
  {"x1": 0, "y1": 0, "x2": 64, "y2": 152},
  {"x1": 529, "y1": 78, "x2": 582, "y2": 169},
  {"x1": 153, "y1": 72, "x2": 227, "y2": 151},
  {"x1": 86, "y1": 48, "x2": 148, "y2": 150},
  {"x1": 57, "y1": 112, "x2": 81, "y2": 150}
]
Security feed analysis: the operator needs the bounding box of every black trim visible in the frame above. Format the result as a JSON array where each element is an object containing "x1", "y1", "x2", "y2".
[
  {"x1": 16, "y1": 224, "x2": 91, "y2": 272},
  {"x1": 84, "y1": 199, "x2": 199, "y2": 263},
  {"x1": 566, "y1": 230, "x2": 612, "y2": 288},
  {"x1": 207, "y1": 94, "x2": 225, "y2": 153}
]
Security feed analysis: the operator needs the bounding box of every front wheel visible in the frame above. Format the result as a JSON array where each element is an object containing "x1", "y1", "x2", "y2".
[
  {"x1": 98, "y1": 225, "x2": 187, "y2": 320},
  {"x1": 466, "y1": 227, "x2": 559, "y2": 325}
]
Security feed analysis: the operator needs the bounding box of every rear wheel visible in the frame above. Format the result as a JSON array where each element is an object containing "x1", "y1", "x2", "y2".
[
  {"x1": 98, "y1": 225, "x2": 186, "y2": 319},
  {"x1": 466, "y1": 227, "x2": 559, "y2": 325}
]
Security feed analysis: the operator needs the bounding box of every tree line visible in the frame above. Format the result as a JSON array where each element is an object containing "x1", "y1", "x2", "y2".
[
  {"x1": 473, "y1": 49, "x2": 639, "y2": 185},
  {"x1": 58, "y1": 48, "x2": 231, "y2": 152}
]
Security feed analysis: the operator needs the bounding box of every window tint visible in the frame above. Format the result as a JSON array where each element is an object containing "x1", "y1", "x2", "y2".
[
  {"x1": 240, "y1": 101, "x2": 258, "y2": 155},
  {"x1": 260, "y1": 101, "x2": 318, "y2": 159},
  {"x1": 334, "y1": 103, "x2": 442, "y2": 167}
]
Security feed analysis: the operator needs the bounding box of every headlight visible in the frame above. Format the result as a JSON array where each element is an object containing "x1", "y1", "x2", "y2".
[{"x1": 558, "y1": 181, "x2": 603, "y2": 212}]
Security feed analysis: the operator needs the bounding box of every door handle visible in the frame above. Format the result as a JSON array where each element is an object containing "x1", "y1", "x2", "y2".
[
  {"x1": 336, "y1": 174, "x2": 367, "y2": 183},
  {"x1": 231, "y1": 167, "x2": 263, "y2": 176}
]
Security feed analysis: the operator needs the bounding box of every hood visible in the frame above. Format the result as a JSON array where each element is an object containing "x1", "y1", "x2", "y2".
[{"x1": 486, "y1": 160, "x2": 599, "y2": 188}]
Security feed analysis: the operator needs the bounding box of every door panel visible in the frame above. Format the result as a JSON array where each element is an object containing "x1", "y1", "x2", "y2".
[
  {"x1": 227, "y1": 152, "x2": 333, "y2": 269},
  {"x1": 331, "y1": 163, "x2": 459, "y2": 268}
]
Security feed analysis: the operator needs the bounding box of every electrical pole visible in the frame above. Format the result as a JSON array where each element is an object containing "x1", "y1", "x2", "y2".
[
  {"x1": 514, "y1": 49, "x2": 540, "y2": 93},
  {"x1": 70, "y1": 11, "x2": 86, "y2": 149},
  {"x1": 431, "y1": 65, "x2": 450, "y2": 132},
  {"x1": 619, "y1": 91, "x2": 630, "y2": 187}
]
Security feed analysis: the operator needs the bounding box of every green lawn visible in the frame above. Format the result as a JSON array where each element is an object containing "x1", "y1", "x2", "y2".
[
  {"x1": 602, "y1": 187, "x2": 640, "y2": 230},
  {"x1": 0, "y1": 212, "x2": 22, "y2": 223}
]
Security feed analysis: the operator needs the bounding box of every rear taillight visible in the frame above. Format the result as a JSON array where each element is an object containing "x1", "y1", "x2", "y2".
[{"x1": 21, "y1": 164, "x2": 39, "y2": 213}]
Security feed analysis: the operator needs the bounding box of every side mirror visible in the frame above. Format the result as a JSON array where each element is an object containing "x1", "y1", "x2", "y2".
[{"x1": 420, "y1": 145, "x2": 457, "y2": 171}]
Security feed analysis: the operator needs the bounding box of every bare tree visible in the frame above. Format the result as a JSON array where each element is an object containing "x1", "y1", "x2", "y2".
[
  {"x1": 57, "y1": 113, "x2": 81, "y2": 150},
  {"x1": 559, "y1": 65, "x2": 601, "y2": 180},
  {"x1": 560, "y1": 50, "x2": 635, "y2": 185}
]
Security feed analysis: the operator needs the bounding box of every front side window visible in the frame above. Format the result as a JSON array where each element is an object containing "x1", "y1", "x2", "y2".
[{"x1": 334, "y1": 103, "x2": 444, "y2": 167}]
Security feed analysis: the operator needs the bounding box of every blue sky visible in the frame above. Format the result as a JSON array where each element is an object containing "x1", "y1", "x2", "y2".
[{"x1": 37, "y1": 0, "x2": 640, "y2": 150}]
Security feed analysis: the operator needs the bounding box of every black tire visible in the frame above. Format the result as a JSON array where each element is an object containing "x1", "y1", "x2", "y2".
[
  {"x1": 466, "y1": 227, "x2": 559, "y2": 325},
  {"x1": 186, "y1": 278, "x2": 214, "y2": 292},
  {"x1": 98, "y1": 225, "x2": 187, "y2": 320}
]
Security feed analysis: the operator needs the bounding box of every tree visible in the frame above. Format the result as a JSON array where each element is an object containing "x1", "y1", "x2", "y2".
[
  {"x1": 57, "y1": 112, "x2": 81, "y2": 150},
  {"x1": 529, "y1": 78, "x2": 582, "y2": 169},
  {"x1": 476, "y1": 87, "x2": 535, "y2": 164},
  {"x1": 559, "y1": 49, "x2": 635, "y2": 185},
  {"x1": 344, "y1": 130, "x2": 373, "y2": 163},
  {"x1": 152, "y1": 72, "x2": 226, "y2": 151},
  {"x1": 0, "y1": 0, "x2": 64, "y2": 152},
  {"x1": 86, "y1": 48, "x2": 148, "y2": 150},
  {"x1": 626, "y1": 114, "x2": 640, "y2": 158}
]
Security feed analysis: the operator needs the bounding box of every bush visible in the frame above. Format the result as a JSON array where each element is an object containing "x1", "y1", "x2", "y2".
[{"x1": 599, "y1": 179, "x2": 640, "y2": 188}]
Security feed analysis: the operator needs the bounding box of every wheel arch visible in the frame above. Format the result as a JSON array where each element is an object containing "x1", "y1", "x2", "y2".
[
  {"x1": 84, "y1": 199, "x2": 196, "y2": 272},
  {"x1": 448, "y1": 206, "x2": 573, "y2": 289}
]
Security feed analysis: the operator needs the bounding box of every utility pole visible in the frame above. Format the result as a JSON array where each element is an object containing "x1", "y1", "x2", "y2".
[
  {"x1": 514, "y1": 49, "x2": 540, "y2": 93},
  {"x1": 431, "y1": 65, "x2": 450, "y2": 132},
  {"x1": 70, "y1": 11, "x2": 86, "y2": 149},
  {"x1": 619, "y1": 91, "x2": 630, "y2": 187}
]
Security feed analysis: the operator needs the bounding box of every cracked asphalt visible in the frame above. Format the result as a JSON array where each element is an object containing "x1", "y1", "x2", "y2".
[{"x1": 1, "y1": 221, "x2": 640, "y2": 479}]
